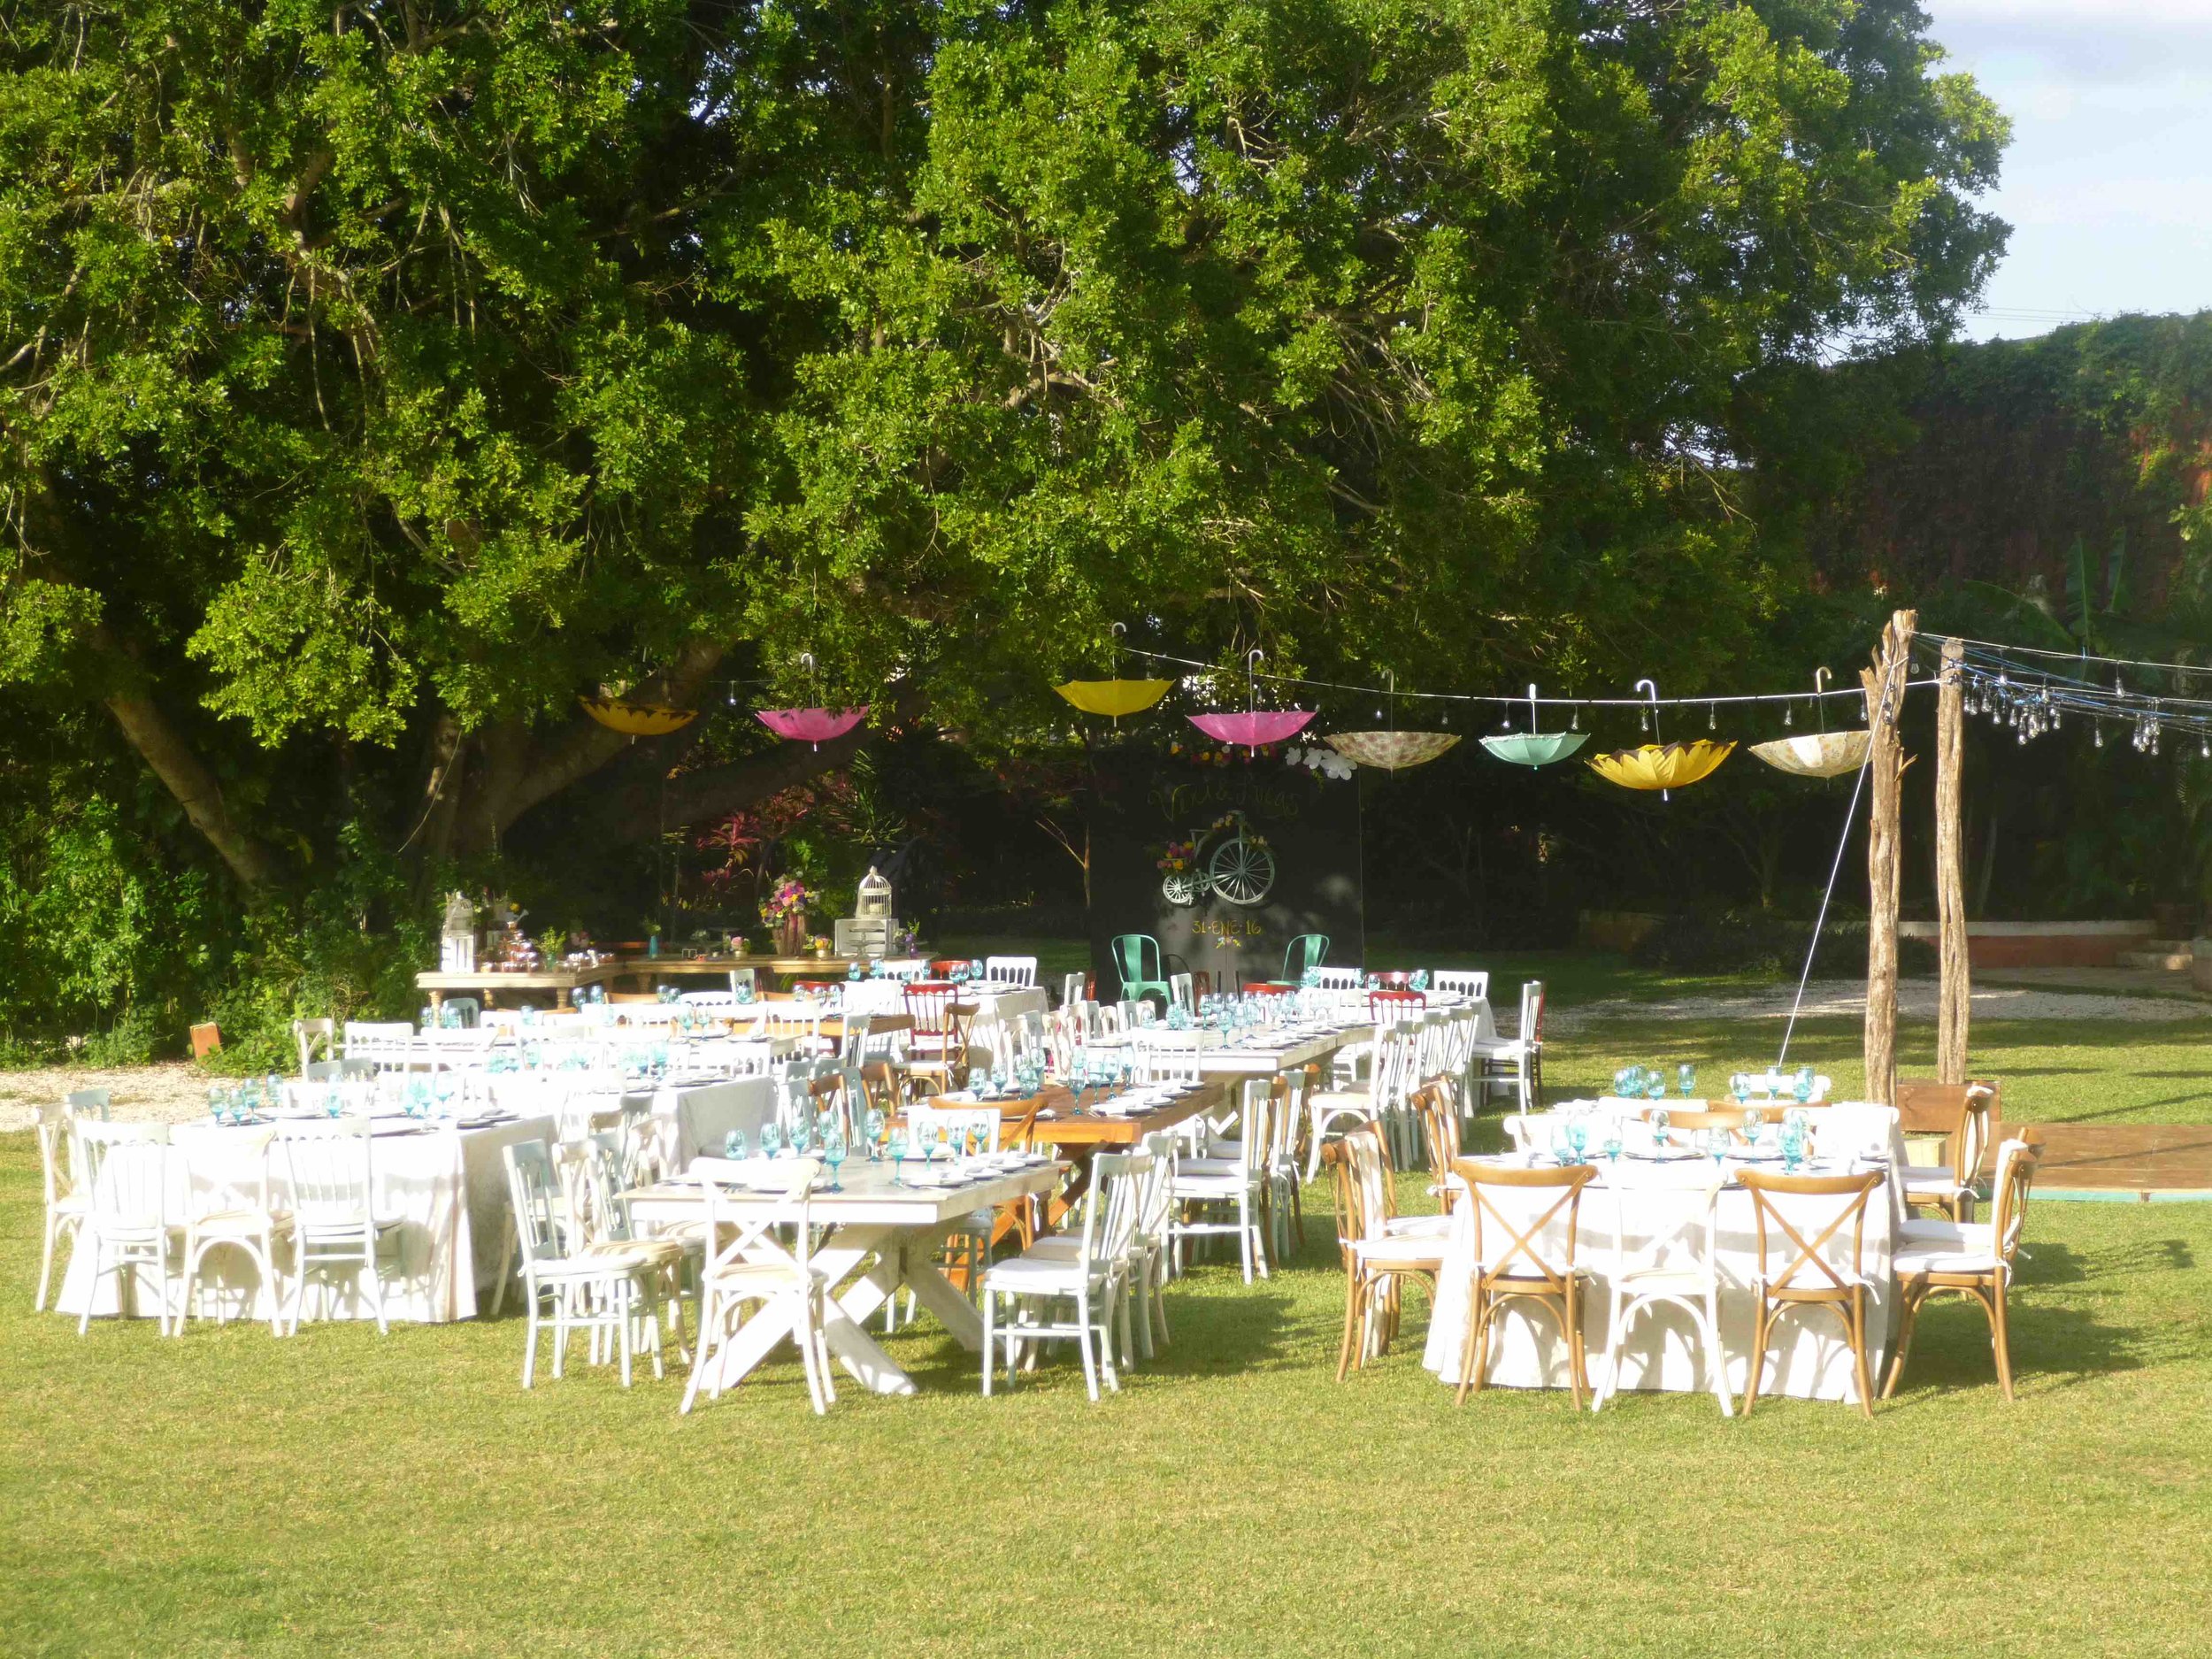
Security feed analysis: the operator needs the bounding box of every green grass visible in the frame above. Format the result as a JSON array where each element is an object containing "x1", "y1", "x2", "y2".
[{"x1": 5, "y1": 976, "x2": 2212, "y2": 1655}]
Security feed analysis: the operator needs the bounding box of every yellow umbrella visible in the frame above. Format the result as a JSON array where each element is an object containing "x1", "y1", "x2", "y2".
[
  {"x1": 1587, "y1": 740, "x2": 1735, "y2": 791},
  {"x1": 579, "y1": 695, "x2": 697, "y2": 736},
  {"x1": 1055, "y1": 679, "x2": 1172, "y2": 718}
]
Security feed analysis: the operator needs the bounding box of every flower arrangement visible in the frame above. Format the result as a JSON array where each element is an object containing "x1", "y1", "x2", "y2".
[
  {"x1": 759, "y1": 878, "x2": 815, "y2": 928},
  {"x1": 1156, "y1": 839, "x2": 1198, "y2": 875}
]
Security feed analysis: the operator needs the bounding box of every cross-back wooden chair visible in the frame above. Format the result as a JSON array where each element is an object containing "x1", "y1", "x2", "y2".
[
  {"x1": 1414, "y1": 1083, "x2": 1461, "y2": 1212},
  {"x1": 1448, "y1": 1157, "x2": 1596, "y2": 1408},
  {"x1": 1885, "y1": 1138, "x2": 2039, "y2": 1402},
  {"x1": 1325, "y1": 1126, "x2": 1444, "y2": 1379},
  {"x1": 1902, "y1": 1082, "x2": 1998, "y2": 1221},
  {"x1": 1739, "y1": 1167, "x2": 1884, "y2": 1417}
]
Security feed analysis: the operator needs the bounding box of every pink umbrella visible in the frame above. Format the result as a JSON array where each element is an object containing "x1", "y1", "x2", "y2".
[
  {"x1": 1187, "y1": 710, "x2": 1313, "y2": 749},
  {"x1": 756, "y1": 706, "x2": 869, "y2": 746}
]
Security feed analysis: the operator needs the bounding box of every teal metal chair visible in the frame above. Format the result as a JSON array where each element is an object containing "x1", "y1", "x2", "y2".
[
  {"x1": 1110, "y1": 934, "x2": 1172, "y2": 1007},
  {"x1": 1283, "y1": 933, "x2": 1330, "y2": 980}
]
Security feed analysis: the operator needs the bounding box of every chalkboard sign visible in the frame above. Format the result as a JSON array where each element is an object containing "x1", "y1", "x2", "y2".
[{"x1": 1086, "y1": 750, "x2": 1363, "y2": 995}]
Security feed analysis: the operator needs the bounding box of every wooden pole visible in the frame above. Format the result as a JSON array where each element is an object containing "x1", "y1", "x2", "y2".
[
  {"x1": 1862, "y1": 608, "x2": 1916, "y2": 1107},
  {"x1": 1935, "y1": 636, "x2": 1970, "y2": 1084}
]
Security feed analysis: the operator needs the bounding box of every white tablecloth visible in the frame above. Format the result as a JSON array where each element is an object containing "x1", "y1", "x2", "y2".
[
  {"x1": 638, "y1": 1077, "x2": 779, "y2": 1167},
  {"x1": 57, "y1": 1115, "x2": 553, "y2": 1325},
  {"x1": 1421, "y1": 1158, "x2": 1896, "y2": 1403}
]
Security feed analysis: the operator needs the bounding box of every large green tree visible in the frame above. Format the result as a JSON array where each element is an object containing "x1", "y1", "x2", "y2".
[{"x1": 2, "y1": 0, "x2": 2007, "y2": 901}]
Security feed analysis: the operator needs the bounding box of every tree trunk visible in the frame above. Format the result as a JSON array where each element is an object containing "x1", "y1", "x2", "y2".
[
  {"x1": 102, "y1": 687, "x2": 280, "y2": 889},
  {"x1": 1935, "y1": 636, "x2": 1970, "y2": 1085},
  {"x1": 1862, "y1": 608, "x2": 1916, "y2": 1108}
]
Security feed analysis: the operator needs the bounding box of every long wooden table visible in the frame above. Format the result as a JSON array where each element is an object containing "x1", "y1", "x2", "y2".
[{"x1": 418, "y1": 952, "x2": 927, "y2": 1010}]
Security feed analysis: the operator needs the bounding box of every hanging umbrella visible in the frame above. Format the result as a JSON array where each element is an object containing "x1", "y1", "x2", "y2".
[
  {"x1": 1056, "y1": 678, "x2": 1171, "y2": 718},
  {"x1": 1189, "y1": 710, "x2": 1313, "y2": 749},
  {"x1": 579, "y1": 695, "x2": 697, "y2": 737},
  {"x1": 756, "y1": 707, "x2": 869, "y2": 745},
  {"x1": 1323, "y1": 669, "x2": 1458, "y2": 771},
  {"x1": 1188, "y1": 647, "x2": 1311, "y2": 753},
  {"x1": 1480, "y1": 683, "x2": 1590, "y2": 767},
  {"x1": 1750, "y1": 670, "x2": 1867, "y2": 777},
  {"x1": 1325, "y1": 729, "x2": 1460, "y2": 771},
  {"x1": 1751, "y1": 731, "x2": 1870, "y2": 778},
  {"x1": 1588, "y1": 740, "x2": 1735, "y2": 790}
]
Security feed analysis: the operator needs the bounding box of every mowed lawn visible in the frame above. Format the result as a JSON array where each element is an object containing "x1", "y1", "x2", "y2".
[{"x1": 4, "y1": 988, "x2": 2211, "y2": 1656}]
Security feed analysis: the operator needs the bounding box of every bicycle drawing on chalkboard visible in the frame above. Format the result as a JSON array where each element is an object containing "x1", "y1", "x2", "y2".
[{"x1": 1158, "y1": 812, "x2": 1276, "y2": 908}]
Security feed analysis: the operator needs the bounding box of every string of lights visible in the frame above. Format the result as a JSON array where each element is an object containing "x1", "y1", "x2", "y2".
[{"x1": 1918, "y1": 633, "x2": 2212, "y2": 758}]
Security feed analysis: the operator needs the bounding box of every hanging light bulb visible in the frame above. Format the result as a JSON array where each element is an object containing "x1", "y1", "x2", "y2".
[
  {"x1": 1783, "y1": 701, "x2": 1793, "y2": 728},
  {"x1": 1709, "y1": 702, "x2": 1717, "y2": 731},
  {"x1": 1570, "y1": 707, "x2": 1580, "y2": 731},
  {"x1": 1639, "y1": 705, "x2": 1650, "y2": 733}
]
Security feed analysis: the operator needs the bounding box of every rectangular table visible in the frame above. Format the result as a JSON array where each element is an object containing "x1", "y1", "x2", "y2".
[
  {"x1": 58, "y1": 1114, "x2": 552, "y2": 1325},
  {"x1": 626, "y1": 1160, "x2": 1062, "y2": 1395}
]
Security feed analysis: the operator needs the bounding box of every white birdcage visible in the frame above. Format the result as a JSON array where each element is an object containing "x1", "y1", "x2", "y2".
[
  {"x1": 439, "y1": 891, "x2": 477, "y2": 973},
  {"x1": 856, "y1": 865, "x2": 894, "y2": 920}
]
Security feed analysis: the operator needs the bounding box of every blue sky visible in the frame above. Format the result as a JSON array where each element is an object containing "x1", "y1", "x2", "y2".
[{"x1": 1920, "y1": 0, "x2": 2212, "y2": 339}]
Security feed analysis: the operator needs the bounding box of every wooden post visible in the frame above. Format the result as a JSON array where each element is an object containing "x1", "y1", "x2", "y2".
[
  {"x1": 1935, "y1": 637, "x2": 1970, "y2": 1084},
  {"x1": 1862, "y1": 608, "x2": 1916, "y2": 1107}
]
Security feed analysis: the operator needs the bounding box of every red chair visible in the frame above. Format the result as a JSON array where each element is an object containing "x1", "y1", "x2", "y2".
[
  {"x1": 903, "y1": 981, "x2": 964, "y2": 1090},
  {"x1": 1368, "y1": 988, "x2": 1427, "y2": 1025}
]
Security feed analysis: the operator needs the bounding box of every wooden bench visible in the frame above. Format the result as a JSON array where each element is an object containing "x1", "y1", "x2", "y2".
[{"x1": 2015, "y1": 1124, "x2": 2212, "y2": 1196}]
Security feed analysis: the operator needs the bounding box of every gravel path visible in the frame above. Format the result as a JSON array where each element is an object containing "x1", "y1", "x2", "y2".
[
  {"x1": 0, "y1": 1064, "x2": 217, "y2": 1132},
  {"x1": 1548, "y1": 976, "x2": 2212, "y2": 1036}
]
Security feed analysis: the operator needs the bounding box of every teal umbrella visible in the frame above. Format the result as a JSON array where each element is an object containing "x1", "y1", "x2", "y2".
[{"x1": 1480, "y1": 685, "x2": 1590, "y2": 767}]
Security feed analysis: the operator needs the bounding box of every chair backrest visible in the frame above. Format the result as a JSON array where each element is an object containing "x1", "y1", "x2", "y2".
[
  {"x1": 1267, "y1": 1070, "x2": 1310, "y2": 1173},
  {"x1": 77, "y1": 1120, "x2": 173, "y2": 1229},
  {"x1": 1368, "y1": 988, "x2": 1426, "y2": 1025},
  {"x1": 1433, "y1": 970, "x2": 1489, "y2": 1001},
  {"x1": 303, "y1": 1057, "x2": 377, "y2": 1083},
  {"x1": 903, "y1": 981, "x2": 957, "y2": 1036},
  {"x1": 1517, "y1": 979, "x2": 1546, "y2": 1042},
  {"x1": 293, "y1": 1017, "x2": 338, "y2": 1071},
  {"x1": 1167, "y1": 972, "x2": 1194, "y2": 1013},
  {"x1": 66, "y1": 1087, "x2": 111, "y2": 1119},
  {"x1": 274, "y1": 1119, "x2": 376, "y2": 1224},
  {"x1": 1094, "y1": 1147, "x2": 1151, "y2": 1265},
  {"x1": 1135, "y1": 1132, "x2": 1179, "y2": 1240},
  {"x1": 908, "y1": 1102, "x2": 1002, "y2": 1153},
  {"x1": 1110, "y1": 934, "x2": 1162, "y2": 994},
  {"x1": 1413, "y1": 1083, "x2": 1459, "y2": 1202},
  {"x1": 33, "y1": 1102, "x2": 75, "y2": 1208},
  {"x1": 1454, "y1": 1158, "x2": 1594, "y2": 1288},
  {"x1": 1061, "y1": 971, "x2": 1087, "y2": 1008},
  {"x1": 1229, "y1": 1078, "x2": 1272, "y2": 1177},
  {"x1": 1739, "y1": 1169, "x2": 1883, "y2": 1295},
  {"x1": 728, "y1": 968, "x2": 757, "y2": 1000},
  {"x1": 1986, "y1": 1137, "x2": 2038, "y2": 1267},
  {"x1": 1312, "y1": 965, "x2": 1361, "y2": 991},
  {"x1": 1745, "y1": 1069, "x2": 1832, "y2": 1103},
  {"x1": 1954, "y1": 1086, "x2": 1996, "y2": 1181},
  {"x1": 1283, "y1": 933, "x2": 1330, "y2": 979},
  {"x1": 985, "y1": 956, "x2": 1037, "y2": 987},
  {"x1": 1130, "y1": 1030, "x2": 1204, "y2": 1084},
  {"x1": 695, "y1": 1158, "x2": 820, "y2": 1280},
  {"x1": 503, "y1": 1140, "x2": 570, "y2": 1264}
]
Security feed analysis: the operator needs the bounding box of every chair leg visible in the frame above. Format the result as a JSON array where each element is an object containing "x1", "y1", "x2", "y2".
[
  {"x1": 521, "y1": 1284, "x2": 541, "y2": 1388},
  {"x1": 1849, "y1": 1291, "x2": 1875, "y2": 1418},
  {"x1": 489, "y1": 1226, "x2": 513, "y2": 1317},
  {"x1": 981, "y1": 1289, "x2": 997, "y2": 1396},
  {"x1": 35, "y1": 1216, "x2": 58, "y2": 1314},
  {"x1": 1989, "y1": 1277, "x2": 2016, "y2": 1402},
  {"x1": 1882, "y1": 1284, "x2": 1923, "y2": 1399},
  {"x1": 1336, "y1": 1272, "x2": 1363, "y2": 1382},
  {"x1": 1075, "y1": 1292, "x2": 1100, "y2": 1402},
  {"x1": 1455, "y1": 1294, "x2": 1491, "y2": 1406},
  {"x1": 1563, "y1": 1286, "x2": 1586, "y2": 1412},
  {"x1": 1742, "y1": 1301, "x2": 1770, "y2": 1417},
  {"x1": 1702, "y1": 1290, "x2": 1733, "y2": 1417}
]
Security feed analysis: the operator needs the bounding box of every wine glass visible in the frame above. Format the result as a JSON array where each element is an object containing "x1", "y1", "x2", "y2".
[
  {"x1": 823, "y1": 1130, "x2": 847, "y2": 1191},
  {"x1": 1677, "y1": 1064, "x2": 1697, "y2": 1099},
  {"x1": 759, "y1": 1120, "x2": 783, "y2": 1157},
  {"x1": 1793, "y1": 1065, "x2": 1816, "y2": 1104},
  {"x1": 1646, "y1": 1071, "x2": 1668, "y2": 1102},
  {"x1": 723, "y1": 1128, "x2": 747, "y2": 1159},
  {"x1": 1564, "y1": 1118, "x2": 1589, "y2": 1163},
  {"x1": 864, "y1": 1107, "x2": 886, "y2": 1159},
  {"x1": 789, "y1": 1116, "x2": 812, "y2": 1156},
  {"x1": 1731, "y1": 1072, "x2": 1750, "y2": 1105},
  {"x1": 1602, "y1": 1128, "x2": 1624, "y2": 1164},
  {"x1": 1651, "y1": 1107, "x2": 1671, "y2": 1148},
  {"x1": 1743, "y1": 1105, "x2": 1763, "y2": 1146},
  {"x1": 1705, "y1": 1127, "x2": 1728, "y2": 1169}
]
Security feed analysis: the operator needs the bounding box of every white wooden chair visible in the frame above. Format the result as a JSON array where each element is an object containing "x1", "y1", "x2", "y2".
[
  {"x1": 74, "y1": 1122, "x2": 179, "y2": 1335},
  {"x1": 292, "y1": 1018, "x2": 338, "y2": 1073},
  {"x1": 1468, "y1": 979, "x2": 1545, "y2": 1113},
  {"x1": 273, "y1": 1120, "x2": 400, "y2": 1335},
  {"x1": 1306, "y1": 1024, "x2": 1413, "y2": 1180},
  {"x1": 180, "y1": 1126, "x2": 291, "y2": 1336},
  {"x1": 1060, "y1": 971, "x2": 1087, "y2": 1009},
  {"x1": 985, "y1": 955, "x2": 1039, "y2": 988},
  {"x1": 682, "y1": 1158, "x2": 833, "y2": 1414},
  {"x1": 33, "y1": 1101, "x2": 94, "y2": 1312},
  {"x1": 1167, "y1": 1079, "x2": 1272, "y2": 1284},
  {"x1": 982, "y1": 1147, "x2": 1147, "y2": 1401},
  {"x1": 1433, "y1": 970, "x2": 1489, "y2": 1001},
  {"x1": 1591, "y1": 1168, "x2": 1732, "y2": 1417},
  {"x1": 502, "y1": 1139, "x2": 670, "y2": 1389}
]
